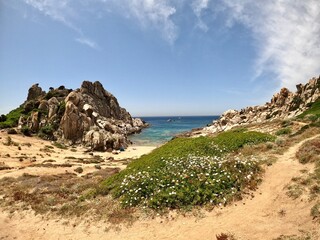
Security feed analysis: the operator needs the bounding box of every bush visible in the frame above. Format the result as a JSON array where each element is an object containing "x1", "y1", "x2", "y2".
[
  {"x1": 7, "y1": 128, "x2": 17, "y2": 134},
  {"x1": 53, "y1": 142, "x2": 67, "y2": 149},
  {"x1": 275, "y1": 127, "x2": 292, "y2": 136},
  {"x1": 57, "y1": 101, "x2": 66, "y2": 116},
  {"x1": 0, "y1": 114, "x2": 7, "y2": 122},
  {"x1": 296, "y1": 138, "x2": 320, "y2": 164},
  {"x1": 21, "y1": 126, "x2": 31, "y2": 136},
  {"x1": 98, "y1": 130, "x2": 274, "y2": 210},
  {"x1": 0, "y1": 107, "x2": 24, "y2": 129},
  {"x1": 298, "y1": 99, "x2": 320, "y2": 120},
  {"x1": 40, "y1": 125, "x2": 54, "y2": 136}
]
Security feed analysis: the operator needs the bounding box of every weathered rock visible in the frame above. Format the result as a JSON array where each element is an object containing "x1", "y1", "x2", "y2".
[
  {"x1": 16, "y1": 81, "x2": 148, "y2": 150},
  {"x1": 27, "y1": 84, "x2": 45, "y2": 101},
  {"x1": 29, "y1": 111, "x2": 40, "y2": 132},
  {"x1": 84, "y1": 129, "x2": 107, "y2": 151},
  {"x1": 202, "y1": 76, "x2": 320, "y2": 135},
  {"x1": 48, "y1": 97, "x2": 59, "y2": 119},
  {"x1": 60, "y1": 100, "x2": 84, "y2": 142},
  {"x1": 38, "y1": 100, "x2": 49, "y2": 113}
]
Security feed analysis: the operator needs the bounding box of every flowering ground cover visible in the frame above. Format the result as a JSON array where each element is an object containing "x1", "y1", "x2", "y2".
[{"x1": 98, "y1": 129, "x2": 275, "y2": 210}]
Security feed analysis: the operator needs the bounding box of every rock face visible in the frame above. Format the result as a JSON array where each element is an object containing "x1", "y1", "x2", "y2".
[
  {"x1": 26, "y1": 83, "x2": 45, "y2": 101},
  {"x1": 203, "y1": 76, "x2": 320, "y2": 134},
  {"x1": 19, "y1": 81, "x2": 148, "y2": 150}
]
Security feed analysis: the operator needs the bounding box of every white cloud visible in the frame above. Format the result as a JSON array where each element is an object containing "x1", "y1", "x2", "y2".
[
  {"x1": 24, "y1": 0, "x2": 80, "y2": 32},
  {"x1": 115, "y1": 0, "x2": 178, "y2": 44},
  {"x1": 75, "y1": 37, "x2": 99, "y2": 49},
  {"x1": 20, "y1": 0, "x2": 320, "y2": 86},
  {"x1": 219, "y1": 0, "x2": 320, "y2": 89},
  {"x1": 24, "y1": 0, "x2": 177, "y2": 45},
  {"x1": 192, "y1": 0, "x2": 210, "y2": 32},
  {"x1": 23, "y1": 0, "x2": 100, "y2": 49}
]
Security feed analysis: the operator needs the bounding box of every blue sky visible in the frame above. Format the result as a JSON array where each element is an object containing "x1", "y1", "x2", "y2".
[{"x1": 0, "y1": 0, "x2": 319, "y2": 116}]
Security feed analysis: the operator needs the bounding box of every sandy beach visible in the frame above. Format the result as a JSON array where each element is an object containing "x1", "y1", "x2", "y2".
[{"x1": 0, "y1": 130, "x2": 156, "y2": 179}]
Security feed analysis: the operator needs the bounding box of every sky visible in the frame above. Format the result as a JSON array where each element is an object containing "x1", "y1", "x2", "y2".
[{"x1": 0, "y1": 0, "x2": 319, "y2": 117}]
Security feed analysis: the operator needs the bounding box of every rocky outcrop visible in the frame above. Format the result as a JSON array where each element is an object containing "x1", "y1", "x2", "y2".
[
  {"x1": 26, "y1": 83, "x2": 45, "y2": 101},
  {"x1": 203, "y1": 76, "x2": 320, "y2": 134},
  {"x1": 18, "y1": 81, "x2": 148, "y2": 150}
]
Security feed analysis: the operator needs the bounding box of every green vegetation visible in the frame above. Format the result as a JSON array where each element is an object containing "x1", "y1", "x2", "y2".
[
  {"x1": 98, "y1": 130, "x2": 275, "y2": 210},
  {"x1": 287, "y1": 138, "x2": 320, "y2": 222},
  {"x1": 44, "y1": 89, "x2": 67, "y2": 100},
  {"x1": 38, "y1": 124, "x2": 55, "y2": 140},
  {"x1": 53, "y1": 142, "x2": 67, "y2": 149},
  {"x1": 21, "y1": 126, "x2": 31, "y2": 136},
  {"x1": 298, "y1": 99, "x2": 320, "y2": 120},
  {"x1": 57, "y1": 101, "x2": 66, "y2": 116},
  {"x1": 275, "y1": 127, "x2": 292, "y2": 136},
  {"x1": 0, "y1": 107, "x2": 24, "y2": 129},
  {"x1": 296, "y1": 138, "x2": 320, "y2": 164}
]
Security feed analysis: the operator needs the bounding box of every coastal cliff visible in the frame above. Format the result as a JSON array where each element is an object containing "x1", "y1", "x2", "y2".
[
  {"x1": 202, "y1": 76, "x2": 320, "y2": 135},
  {"x1": 16, "y1": 81, "x2": 147, "y2": 150}
]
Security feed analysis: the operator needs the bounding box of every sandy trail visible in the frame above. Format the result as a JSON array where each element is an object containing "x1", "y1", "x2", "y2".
[{"x1": 0, "y1": 135, "x2": 319, "y2": 240}]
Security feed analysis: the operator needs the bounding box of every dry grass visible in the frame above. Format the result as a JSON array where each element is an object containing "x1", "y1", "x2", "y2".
[
  {"x1": 0, "y1": 168, "x2": 139, "y2": 225},
  {"x1": 285, "y1": 137, "x2": 320, "y2": 224},
  {"x1": 296, "y1": 138, "x2": 320, "y2": 164},
  {"x1": 286, "y1": 184, "x2": 304, "y2": 199},
  {"x1": 274, "y1": 231, "x2": 320, "y2": 240},
  {"x1": 216, "y1": 232, "x2": 237, "y2": 240}
]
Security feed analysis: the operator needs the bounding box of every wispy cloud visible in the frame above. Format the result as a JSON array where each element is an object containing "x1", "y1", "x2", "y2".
[
  {"x1": 19, "y1": 0, "x2": 320, "y2": 87},
  {"x1": 24, "y1": 0, "x2": 79, "y2": 31},
  {"x1": 75, "y1": 37, "x2": 99, "y2": 49},
  {"x1": 219, "y1": 0, "x2": 320, "y2": 89},
  {"x1": 23, "y1": 0, "x2": 99, "y2": 49},
  {"x1": 191, "y1": 0, "x2": 210, "y2": 32},
  {"x1": 114, "y1": 0, "x2": 178, "y2": 44}
]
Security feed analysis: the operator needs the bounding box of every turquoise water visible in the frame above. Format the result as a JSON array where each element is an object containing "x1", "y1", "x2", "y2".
[{"x1": 129, "y1": 116, "x2": 219, "y2": 146}]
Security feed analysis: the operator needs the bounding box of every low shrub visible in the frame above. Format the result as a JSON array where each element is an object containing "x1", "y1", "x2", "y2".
[
  {"x1": 0, "y1": 107, "x2": 24, "y2": 129},
  {"x1": 98, "y1": 130, "x2": 274, "y2": 210},
  {"x1": 298, "y1": 99, "x2": 320, "y2": 120},
  {"x1": 39, "y1": 125, "x2": 54, "y2": 136},
  {"x1": 0, "y1": 114, "x2": 7, "y2": 122},
  {"x1": 57, "y1": 101, "x2": 66, "y2": 116},
  {"x1": 7, "y1": 128, "x2": 17, "y2": 134},
  {"x1": 275, "y1": 127, "x2": 292, "y2": 136},
  {"x1": 296, "y1": 138, "x2": 320, "y2": 164},
  {"x1": 53, "y1": 142, "x2": 67, "y2": 149},
  {"x1": 115, "y1": 155, "x2": 260, "y2": 209},
  {"x1": 21, "y1": 126, "x2": 31, "y2": 136}
]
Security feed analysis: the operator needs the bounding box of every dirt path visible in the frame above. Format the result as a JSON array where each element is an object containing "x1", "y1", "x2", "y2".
[{"x1": 1, "y1": 135, "x2": 319, "y2": 240}]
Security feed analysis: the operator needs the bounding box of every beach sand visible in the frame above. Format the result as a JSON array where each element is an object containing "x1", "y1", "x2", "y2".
[
  {"x1": 0, "y1": 130, "x2": 319, "y2": 240},
  {"x1": 0, "y1": 130, "x2": 156, "y2": 179}
]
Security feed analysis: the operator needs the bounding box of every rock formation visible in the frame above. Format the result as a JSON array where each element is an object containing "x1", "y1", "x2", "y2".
[
  {"x1": 202, "y1": 76, "x2": 320, "y2": 134},
  {"x1": 18, "y1": 81, "x2": 148, "y2": 150}
]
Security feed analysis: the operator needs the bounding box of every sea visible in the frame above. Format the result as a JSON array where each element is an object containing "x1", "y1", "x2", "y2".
[{"x1": 129, "y1": 116, "x2": 219, "y2": 146}]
